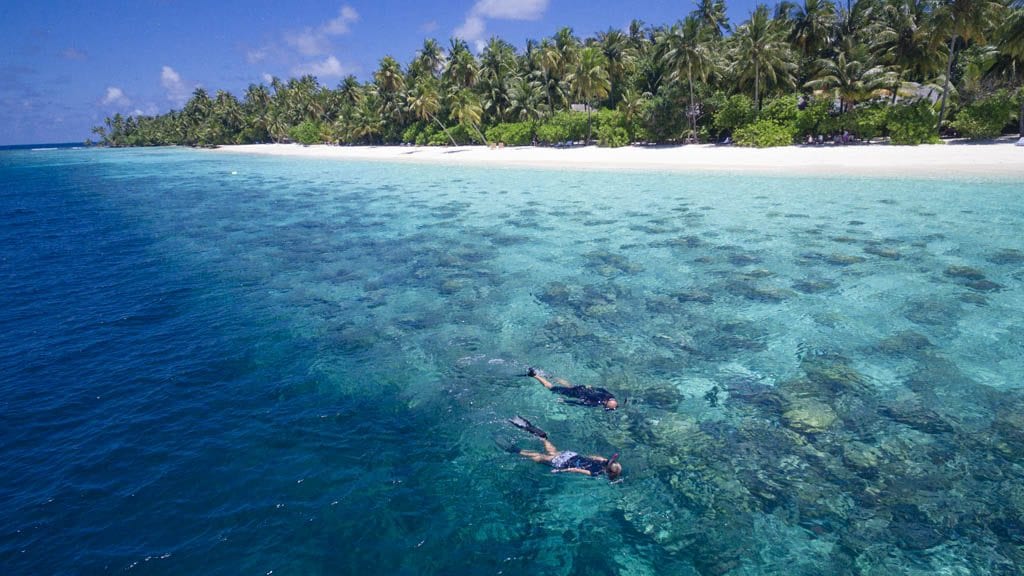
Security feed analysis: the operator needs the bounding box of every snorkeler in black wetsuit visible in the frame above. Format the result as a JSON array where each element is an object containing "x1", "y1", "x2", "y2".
[
  {"x1": 507, "y1": 416, "x2": 622, "y2": 480},
  {"x1": 526, "y1": 367, "x2": 618, "y2": 410}
]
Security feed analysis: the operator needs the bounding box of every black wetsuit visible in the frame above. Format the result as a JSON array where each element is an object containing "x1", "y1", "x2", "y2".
[
  {"x1": 551, "y1": 385, "x2": 615, "y2": 407},
  {"x1": 551, "y1": 451, "x2": 608, "y2": 476}
]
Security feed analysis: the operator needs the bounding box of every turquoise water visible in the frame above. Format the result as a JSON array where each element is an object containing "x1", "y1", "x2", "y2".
[{"x1": 2, "y1": 146, "x2": 1023, "y2": 574}]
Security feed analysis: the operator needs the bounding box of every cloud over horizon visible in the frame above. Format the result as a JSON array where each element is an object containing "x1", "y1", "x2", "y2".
[
  {"x1": 286, "y1": 5, "x2": 359, "y2": 56},
  {"x1": 100, "y1": 86, "x2": 130, "y2": 107},
  {"x1": 161, "y1": 66, "x2": 191, "y2": 107},
  {"x1": 292, "y1": 55, "x2": 347, "y2": 79},
  {"x1": 455, "y1": 0, "x2": 549, "y2": 49}
]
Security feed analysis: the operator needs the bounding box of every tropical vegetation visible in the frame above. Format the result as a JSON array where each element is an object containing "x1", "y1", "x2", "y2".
[{"x1": 95, "y1": 0, "x2": 1024, "y2": 149}]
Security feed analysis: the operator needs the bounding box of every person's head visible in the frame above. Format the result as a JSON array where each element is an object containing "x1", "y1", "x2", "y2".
[
  {"x1": 604, "y1": 398, "x2": 618, "y2": 411},
  {"x1": 607, "y1": 461, "x2": 622, "y2": 481}
]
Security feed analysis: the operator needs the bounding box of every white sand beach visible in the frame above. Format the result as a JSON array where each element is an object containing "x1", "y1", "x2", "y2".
[{"x1": 213, "y1": 140, "x2": 1024, "y2": 178}]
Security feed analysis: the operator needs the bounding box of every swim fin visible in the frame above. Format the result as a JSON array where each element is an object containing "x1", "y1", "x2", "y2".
[{"x1": 508, "y1": 415, "x2": 548, "y2": 439}]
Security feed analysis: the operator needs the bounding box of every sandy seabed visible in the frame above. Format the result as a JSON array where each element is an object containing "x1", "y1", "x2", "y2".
[{"x1": 212, "y1": 139, "x2": 1024, "y2": 178}]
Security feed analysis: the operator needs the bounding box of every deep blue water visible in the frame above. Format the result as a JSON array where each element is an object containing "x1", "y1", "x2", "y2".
[{"x1": 2, "y1": 146, "x2": 1023, "y2": 575}]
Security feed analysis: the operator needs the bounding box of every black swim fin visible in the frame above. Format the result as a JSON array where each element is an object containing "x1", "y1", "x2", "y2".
[{"x1": 508, "y1": 415, "x2": 548, "y2": 439}]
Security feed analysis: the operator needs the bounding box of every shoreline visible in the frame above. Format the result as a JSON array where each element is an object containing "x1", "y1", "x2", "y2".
[{"x1": 210, "y1": 140, "x2": 1024, "y2": 178}]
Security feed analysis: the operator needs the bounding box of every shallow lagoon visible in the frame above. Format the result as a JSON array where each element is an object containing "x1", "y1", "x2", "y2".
[{"x1": 2, "y1": 147, "x2": 1023, "y2": 574}]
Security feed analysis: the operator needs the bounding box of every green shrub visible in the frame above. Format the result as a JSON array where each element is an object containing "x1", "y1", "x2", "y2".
[
  {"x1": 713, "y1": 94, "x2": 756, "y2": 135},
  {"x1": 402, "y1": 122, "x2": 423, "y2": 144},
  {"x1": 534, "y1": 111, "x2": 589, "y2": 144},
  {"x1": 597, "y1": 124, "x2": 630, "y2": 147},
  {"x1": 535, "y1": 122, "x2": 568, "y2": 144},
  {"x1": 289, "y1": 120, "x2": 323, "y2": 145},
  {"x1": 733, "y1": 119, "x2": 797, "y2": 147},
  {"x1": 760, "y1": 94, "x2": 800, "y2": 126},
  {"x1": 951, "y1": 91, "x2": 1016, "y2": 139},
  {"x1": 848, "y1": 104, "x2": 888, "y2": 141},
  {"x1": 485, "y1": 122, "x2": 534, "y2": 146},
  {"x1": 795, "y1": 99, "x2": 835, "y2": 137},
  {"x1": 888, "y1": 101, "x2": 940, "y2": 145},
  {"x1": 447, "y1": 123, "x2": 482, "y2": 145},
  {"x1": 414, "y1": 124, "x2": 436, "y2": 146},
  {"x1": 427, "y1": 131, "x2": 450, "y2": 146},
  {"x1": 593, "y1": 109, "x2": 625, "y2": 131}
]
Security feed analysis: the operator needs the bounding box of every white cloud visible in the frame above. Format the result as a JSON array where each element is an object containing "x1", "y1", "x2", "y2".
[
  {"x1": 454, "y1": 0, "x2": 548, "y2": 46},
  {"x1": 101, "y1": 86, "x2": 130, "y2": 107},
  {"x1": 324, "y1": 5, "x2": 359, "y2": 35},
  {"x1": 420, "y1": 20, "x2": 439, "y2": 33},
  {"x1": 474, "y1": 0, "x2": 548, "y2": 20},
  {"x1": 286, "y1": 5, "x2": 359, "y2": 56},
  {"x1": 454, "y1": 16, "x2": 486, "y2": 42},
  {"x1": 262, "y1": 72, "x2": 274, "y2": 84},
  {"x1": 161, "y1": 65, "x2": 191, "y2": 107},
  {"x1": 292, "y1": 55, "x2": 346, "y2": 78},
  {"x1": 61, "y1": 47, "x2": 87, "y2": 60},
  {"x1": 247, "y1": 48, "x2": 268, "y2": 64},
  {"x1": 131, "y1": 103, "x2": 159, "y2": 117}
]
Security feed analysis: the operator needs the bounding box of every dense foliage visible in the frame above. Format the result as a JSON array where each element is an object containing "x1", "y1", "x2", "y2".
[{"x1": 95, "y1": 0, "x2": 1024, "y2": 149}]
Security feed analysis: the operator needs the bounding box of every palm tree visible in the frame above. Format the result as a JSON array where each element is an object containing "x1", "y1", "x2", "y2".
[
  {"x1": 536, "y1": 39, "x2": 569, "y2": 113},
  {"x1": 415, "y1": 38, "x2": 445, "y2": 79},
  {"x1": 729, "y1": 5, "x2": 798, "y2": 110},
  {"x1": 406, "y1": 79, "x2": 457, "y2": 145},
  {"x1": 804, "y1": 47, "x2": 891, "y2": 111},
  {"x1": 336, "y1": 75, "x2": 362, "y2": 106},
  {"x1": 659, "y1": 17, "x2": 714, "y2": 140},
  {"x1": 596, "y1": 28, "x2": 636, "y2": 105},
  {"x1": 872, "y1": 0, "x2": 943, "y2": 103},
  {"x1": 566, "y1": 46, "x2": 611, "y2": 142},
  {"x1": 243, "y1": 84, "x2": 271, "y2": 142},
  {"x1": 617, "y1": 87, "x2": 651, "y2": 139},
  {"x1": 932, "y1": 0, "x2": 1006, "y2": 131},
  {"x1": 694, "y1": 0, "x2": 730, "y2": 37},
  {"x1": 788, "y1": 0, "x2": 836, "y2": 58},
  {"x1": 450, "y1": 88, "x2": 488, "y2": 144},
  {"x1": 507, "y1": 76, "x2": 547, "y2": 121},
  {"x1": 444, "y1": 40, "x2": 480, "y2": 91},
  {"x1": 374, "y1": 57, "x2": 407, "y2": 133},
  {"x1": 479, "y1": 38, "x2": 517, "y2": 123},
  {"x1": 374, "y1": 57, "x2": 406, "y2": 95},
  {"x1": 997, "y1": 2, "x2": 1024, "y2": 134}
]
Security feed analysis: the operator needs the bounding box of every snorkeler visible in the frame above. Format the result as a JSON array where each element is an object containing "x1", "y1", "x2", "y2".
[
  {"x1": 506, "y1": 416, "x2": 622, "y2": 480},
  {"x1": 525, "y1": 367, "x2": 619, "y2": 411}
]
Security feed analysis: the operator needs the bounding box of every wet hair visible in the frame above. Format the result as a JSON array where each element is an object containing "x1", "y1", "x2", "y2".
[{"x1": 607, "y1": 461, "x2": 622, "y2": 480}]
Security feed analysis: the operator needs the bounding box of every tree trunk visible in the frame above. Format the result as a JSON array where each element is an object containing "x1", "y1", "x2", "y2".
[
  {"x1": 688, "y1": 62, "x2": 697, "y2": 141},
  {"x1": 587, "y1": 104, "x2": 592, "y2": 144},
  {"x1": 1019, "y1": 96, "x2": 1024, "y2": 137},
  {"x1": 936, "y1": 34, "x2": 958, "y2": 134},
  {"x1": 430, "y1": 114, "x2": 458, "y2": 146},
  {"x1": 755, "y1": 61, "x2": 761, "y2": 111},
  {"x1": 468, "y1": 122, "x2": 488, "y2": 146}
]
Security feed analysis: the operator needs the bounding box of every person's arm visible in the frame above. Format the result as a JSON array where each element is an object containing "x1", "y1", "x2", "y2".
[
  {"x1": 551, "y1": 467, "x2": 593, "y2": 476},
  {"x1": 586, "y1": 455, "x2": 608, "y2": 463}
]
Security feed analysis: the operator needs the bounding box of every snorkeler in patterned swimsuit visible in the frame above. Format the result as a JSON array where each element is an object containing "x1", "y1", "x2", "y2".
[
  {"x1": 507, "y1": 416, "x2": 622, "y2": 480},
  {"x1": 526, "y1": 367, "x2": 619, "y2": 411}
]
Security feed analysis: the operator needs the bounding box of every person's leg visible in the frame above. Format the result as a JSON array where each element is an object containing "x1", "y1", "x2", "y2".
[
  {"x1": 519, "y1": 450, "x2": 553, "y2": 464},
  {"x1": 541, "y1": 438, "x2": 559, "y2": 456},
  {"x1": 530, "y1": 372, "x2": 556, "y2": 390}
]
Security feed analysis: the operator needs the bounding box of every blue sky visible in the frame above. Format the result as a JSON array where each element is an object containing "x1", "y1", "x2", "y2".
[{"x1": 0, "y1": 0, "x2": 759, "y2": 145}]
